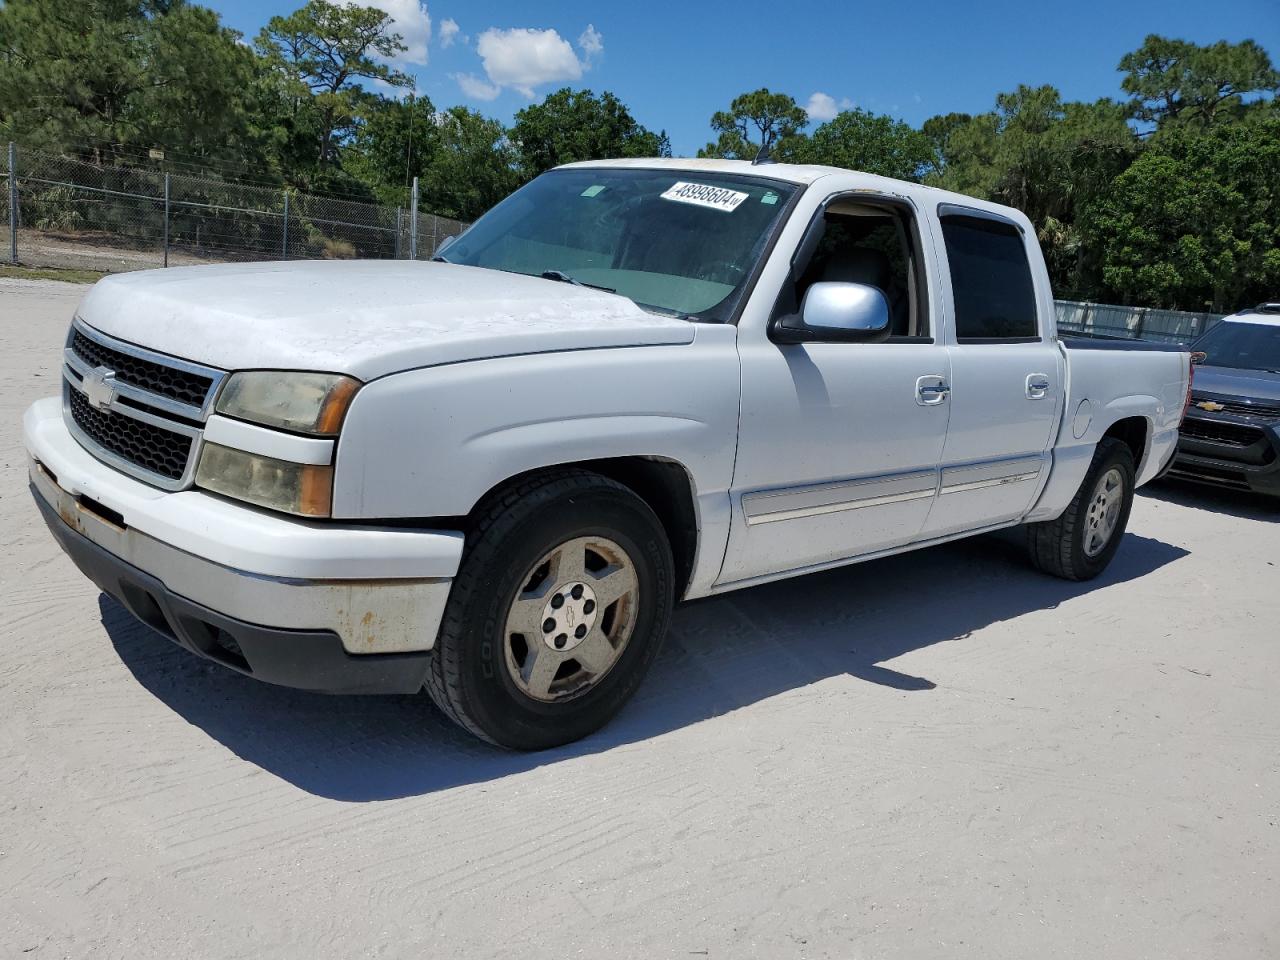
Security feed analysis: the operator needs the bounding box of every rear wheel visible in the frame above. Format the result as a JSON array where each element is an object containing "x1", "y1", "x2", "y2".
[
  {"x1": 1026, "y1": 438, "x2": 1136, "y2": 581},
  {"x1": 425, "y1": 471, "x2": 674, "y2": 750}
]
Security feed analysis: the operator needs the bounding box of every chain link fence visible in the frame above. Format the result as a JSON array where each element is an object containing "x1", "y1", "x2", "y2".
[{"x1": 2, "y1": 143, "x2": 467, "y2": 273}]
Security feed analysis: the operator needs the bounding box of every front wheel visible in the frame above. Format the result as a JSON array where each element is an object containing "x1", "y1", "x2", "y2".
[
  {"x1": 425, "y1": 471, "x2": 674, "y2": 750},
  {"x1": 1026, "y1": 438, "x2": 1136, "y2": 581}
]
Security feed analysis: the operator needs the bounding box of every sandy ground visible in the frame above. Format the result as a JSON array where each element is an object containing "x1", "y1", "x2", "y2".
[{"x1": 1, "y1": 277, "x2": 1278, "y2": 960}]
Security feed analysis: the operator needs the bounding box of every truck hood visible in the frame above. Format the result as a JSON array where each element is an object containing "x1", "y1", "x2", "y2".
[
  {"x1": 76, "y1": 260, "x2": 695, "y2": 381},
  {"x1": 1193, "y1": 364, "x2": 1280, "y2": 403}
]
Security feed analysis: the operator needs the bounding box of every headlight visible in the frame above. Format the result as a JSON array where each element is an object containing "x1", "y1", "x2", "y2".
[
  {"x1": 195, "y1": 442, "x2": 333, "y2": 517},
  {"x1": 215, "y1": 371, "x2": 360, "y2": 435}
]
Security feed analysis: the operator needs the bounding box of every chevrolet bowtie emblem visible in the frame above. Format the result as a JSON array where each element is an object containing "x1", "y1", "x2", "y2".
[
  {"x1": 83, "y1": 366, "x2": 119, "y2": 411},
  {"x1": 1195, "y1": 400, "x2": 1226, "y2": 413}
]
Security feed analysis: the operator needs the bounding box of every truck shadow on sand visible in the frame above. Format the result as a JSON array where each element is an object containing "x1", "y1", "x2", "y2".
[{"x1": 103, "y1": 530, "x2": 1187, "y2": 802}]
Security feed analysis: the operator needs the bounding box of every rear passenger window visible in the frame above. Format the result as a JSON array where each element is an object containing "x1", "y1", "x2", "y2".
[{"x1": 941, "y1": 214, "x2": 1038, "y2": 341}]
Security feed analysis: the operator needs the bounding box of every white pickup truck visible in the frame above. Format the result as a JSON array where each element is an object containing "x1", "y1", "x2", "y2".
[{"x1": 25, "y1": 158, "x2": 1193, "y2": 749}]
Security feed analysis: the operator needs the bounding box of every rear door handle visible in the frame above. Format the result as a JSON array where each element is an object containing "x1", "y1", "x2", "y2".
[
  {"x1": 1026, "y1": 374, "x2": 1051, "y2": 400},
  {"x1": 916, "y1": 376, "x2": 950, "y2": 406}
]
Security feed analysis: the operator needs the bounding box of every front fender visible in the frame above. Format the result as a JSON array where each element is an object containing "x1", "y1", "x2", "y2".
[{"x1": 332, "y1": 327, "x2": 741, "y2": 522}]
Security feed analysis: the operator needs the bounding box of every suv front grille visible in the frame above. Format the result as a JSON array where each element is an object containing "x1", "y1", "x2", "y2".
[
  {"x1": 68, "y1": 388, "x2": 192, "y2": 481},
  {"x1": 71, "y1": 329, "x2": 213, "y2": 408},
  {"x1": 62, "y1": 320, "x2": 226, "y2": 490},
  {"x1": 1189, "y1": 393, "x2": 1280, "y2": 420},
  {"x1": 1179, "y1": 418, "x2": 1265, "y2": 448}
]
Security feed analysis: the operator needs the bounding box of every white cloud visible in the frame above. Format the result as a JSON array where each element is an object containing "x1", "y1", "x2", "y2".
[
  {"x1": 439, "y1": 17, "x2": 460, "y2": 48},
  {"x1": 474, "y1": 26, "x2": 590, "y2": 98},
  {"x1": 805, "y1": 92, "x2": 838, "y2": 122},
  {"x1": 454, "y1": 72, "x2": 502, "y2": 101},
  {"x1": 578, "y1": 24, "x2": 603, "y2": 62},
  {"x1": 805, "y1": 92, "x2": 854, "y2": 123},
  {"x1": 360, "y1": 0, "x2": 432, "y2": 66}
]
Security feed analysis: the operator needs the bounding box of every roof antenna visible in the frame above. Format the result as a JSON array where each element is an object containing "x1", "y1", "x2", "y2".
[{"x1": 752, "y1": 141, "x2": 774, "y2": 165}]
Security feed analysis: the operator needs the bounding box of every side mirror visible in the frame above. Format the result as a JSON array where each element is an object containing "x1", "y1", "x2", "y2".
[
  {"x1": 770, "y1": 282, "x2": 891, "y2": 344},
  {"x1": 1190, "y1": 351, "x2": 1207, "y2": 366}
]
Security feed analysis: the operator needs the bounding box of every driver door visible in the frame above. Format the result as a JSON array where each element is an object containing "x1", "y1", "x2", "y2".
[{"x1": 718, "y1": 195, "x2": 951, "y2": 586}]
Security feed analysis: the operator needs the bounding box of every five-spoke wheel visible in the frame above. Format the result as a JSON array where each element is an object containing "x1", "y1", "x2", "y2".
[
  {"x1": 1083, "y1": 467, "x2": 1125, "y2": 557},
  {"x1": 425, "y1": 470, "x2": 674, "y2": 750},
  {"x1": 504, "y1": 536, "x2": 639, "y2": 702},
  {"x1": 1027, "y1": 437, "x2": 1135, "y2": 581}
]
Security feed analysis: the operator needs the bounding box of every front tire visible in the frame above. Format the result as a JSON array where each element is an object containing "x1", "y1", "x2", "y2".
[
  {"x1": 1026, "y1": 438, "x2": 1136, "y2": 581},
  {"x1": 425, "y1": 470, "x2": 675, "y2": 750}
]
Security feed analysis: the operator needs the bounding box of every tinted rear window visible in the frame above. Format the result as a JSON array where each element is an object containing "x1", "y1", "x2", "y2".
[{"x1": 941, "y1": 215, "x2": 1038, "y2": 340}]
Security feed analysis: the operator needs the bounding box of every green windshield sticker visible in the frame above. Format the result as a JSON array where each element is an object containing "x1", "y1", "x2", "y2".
[
  {"x1": 761, "y1": 191, "x2": 779, "y2": 205},
  {"x1": 580, "y1": 184, "x2": 606, "y2": 197}
]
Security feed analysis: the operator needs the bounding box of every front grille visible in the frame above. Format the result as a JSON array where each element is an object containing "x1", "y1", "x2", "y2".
[
  {"x1": 1179, "y1": 418, "x2": 1266, "y2": 448},
  {"x1": 1189, "y1": 393, "x2": 1280, "y2": 420},
  {"x1": 72, "y1": 329, "x2": 213, "y2": 408},
  {"x1": 63, "y1": 321, "x2": 225, "y2": 489},
  {"x1": 68, "y1": 388, "x2": 193, "y2": 481}
]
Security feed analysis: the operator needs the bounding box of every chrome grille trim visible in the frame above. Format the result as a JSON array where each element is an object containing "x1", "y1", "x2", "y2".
[
  {"x1": 61, "y1": 320, "x2": 228, "y2": 491},
  {"x1": 1188, "y1": 392, "x2": 1280, "y2": 421},
  {"x1": 67, "y1": 317, "x2": 227, "y2": 419}
]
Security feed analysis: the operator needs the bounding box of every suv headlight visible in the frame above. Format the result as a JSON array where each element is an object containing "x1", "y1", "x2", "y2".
[
  {"x1": 194, "y1": 371, "x2": 361, "y2": 517},
  {"x1": 214, "y1": 371, "x2": 360, "y2": 435}
]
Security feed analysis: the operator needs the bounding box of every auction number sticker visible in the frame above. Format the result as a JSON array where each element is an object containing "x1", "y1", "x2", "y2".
[{"x1": 660, "y1": 181, "x2": 749, "y2": 213}]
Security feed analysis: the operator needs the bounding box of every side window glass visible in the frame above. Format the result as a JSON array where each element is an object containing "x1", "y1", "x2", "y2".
[
  {"x1": 940, "y1": 214, "x2": 1038, "y2": 341},
  {"x1": 795, "y1": 204, "x2": 928, "y2": 339}
]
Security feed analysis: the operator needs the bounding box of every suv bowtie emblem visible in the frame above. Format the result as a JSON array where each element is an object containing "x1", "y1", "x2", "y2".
[{"x1": 83, "y1": 366, "x2": 119, "y2": 411}]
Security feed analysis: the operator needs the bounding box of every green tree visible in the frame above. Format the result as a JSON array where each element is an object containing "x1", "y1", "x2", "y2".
[
  {"x1": 1085, "y1": 117, "x2": 1280, "y2": 311},
  {"x1": 0, "y1": 0, "x2": 257, "y2": 163},
  {"x1": 795, "y1": 108, "x2": 933, "y2": 180},
  {"x1": 926, "y1": 87, "x2": 1136, "y2": 298},
  {"x1": 422, "y1": 107, "x2": 519, "y2": 222},
  {"x1": 255, "y1": 0, "x2": 410, "y2": 169},
  {"x1": 1119, "y1": 35, "x2": 1279, "y2": 128},
  {"x1": 920, "y1": 112, "x2": 973, "y2": 177},
  {"x1": 345, "y1": 93, "x2": 441, "y2": 206},
  {"x1": 510, "y1": 88, "x2": 669, "y2": 180},
  {"x1": 697, "y1": 88, "x2": 808, "y2": 160},
  {"x1": 924, "y1": 111, "x2": 1002, "y2": 198}
]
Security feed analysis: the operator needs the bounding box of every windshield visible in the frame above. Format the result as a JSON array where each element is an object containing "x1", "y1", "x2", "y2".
[
  {"x1": 1194, "y1": 319, "x2": 1280, "y2": 372},
  {"x1": 438, "y1": 168, "x2": 797, "y2": 321}
]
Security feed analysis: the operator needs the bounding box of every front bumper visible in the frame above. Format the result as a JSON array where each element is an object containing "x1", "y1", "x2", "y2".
[
  {"x1": 25, "y1": 396, "x2": 466, "y2": 692},
  {"x1": 34, "y1": 491, "x2": 431, "y2": 693},
  {"x1": 1169, "y1": 411, "x2": 1280, "y2": 497}
]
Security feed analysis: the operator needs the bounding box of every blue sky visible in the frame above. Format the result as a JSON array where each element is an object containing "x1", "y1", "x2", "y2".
[{"x1": 209, "y1": 0, "x2": 1280, "y2": 154}]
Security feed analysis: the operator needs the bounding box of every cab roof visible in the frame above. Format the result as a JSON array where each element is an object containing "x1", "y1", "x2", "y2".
[{"x1": 558, "y1": 156, "x2": 1028, "y2": 225}]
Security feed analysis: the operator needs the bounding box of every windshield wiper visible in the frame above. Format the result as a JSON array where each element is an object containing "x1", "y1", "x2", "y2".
[{"x1": 540, "y1": 269, "x2": 615, "y2": 293}]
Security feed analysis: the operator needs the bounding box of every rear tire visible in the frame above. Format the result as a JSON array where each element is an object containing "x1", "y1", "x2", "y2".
[
  {"x1": 1026, "y1": 438, "x2": 1136, "y2": 581},
  {"x1": 424, "y1": 470, "x2": 674, "y2": 750}
]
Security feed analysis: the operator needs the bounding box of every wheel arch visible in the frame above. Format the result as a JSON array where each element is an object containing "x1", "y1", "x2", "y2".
[
  {"x1": 465, "y1": 456, "x2": 702, "y2": 600},
  {"x1": 1100, "y1": 415, "x2": 1150, "y2": 474}
]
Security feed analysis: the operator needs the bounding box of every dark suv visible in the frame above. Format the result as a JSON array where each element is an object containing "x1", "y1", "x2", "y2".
[{"x1": 1169, "y1": 303, "x2": 1280, "y2": 497}]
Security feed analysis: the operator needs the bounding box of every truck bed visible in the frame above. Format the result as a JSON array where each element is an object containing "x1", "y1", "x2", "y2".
[{"x1": 1061, "y1": 334, "x2": 1189, "y2": 352}]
